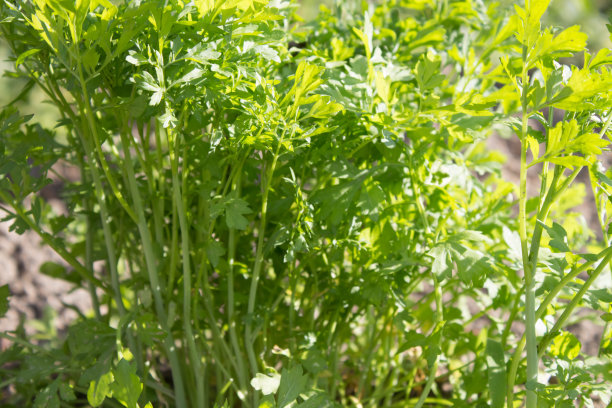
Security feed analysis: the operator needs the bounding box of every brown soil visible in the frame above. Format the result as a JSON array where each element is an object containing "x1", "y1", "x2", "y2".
[{"x1": 0, "y1": 209, "x2": 91, "y2": 347}]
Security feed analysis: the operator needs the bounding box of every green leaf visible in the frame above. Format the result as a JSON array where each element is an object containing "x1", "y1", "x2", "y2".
[
  {"x1": 40, "y1": 262, "x2": 81, "y2": 285},
  {"x1": 596, "y1": 171, "x2": 612, "y2": 188},
  {"x1": 531, "y1": 26, "x2": 587, "y2": 63},
  {"x1": 0, "y1": 285, "x2": 9, "y2": 318},
  {"x1": 352, "y1": 26, "x2": 371, "y2": 60},
  {"x1": 82, "y1": 48, "x2": 100, "y2": 72},
  {"x1": 277, "y1": 365, "x2": 308, "y2": 408},
  {"x1": 159, "y1": 110, "x2": 177, "y2": 128},
  {"x1": 251, "y1": 372, "x2": 280, "y2": 396},
  {"x1": 295, "y1": 393, "x2": 331, "y2": 408},
  {"x1": 303, "y1": 95, "x2": 344, "y2": 120},
  {"x1": 375, "y1": 70, "x2": 391, "y2": 104},
  {"x1": 415, "y1": 51, "x2": 444, "y2": 91},
  {"x1": 34, "y1": 381, "x2": 60, "y2": 408},
  {"x1": 258, "y1": 395, "x2": 276, "y2": 408},
  {"x1": 206, "y1": 240, "x2": 226, "y2": 268},
  {"x1": 171, "y1": 68, "x2": 204, "y2": 87},
  {"x1": 429, "y1": 245, "x2": 449, "y2": 279},
  {"x1": 49, "y1": 215, "x2": 72, "y2": 234},
  {"x1": 503, "y1": 227, "x2": 523, "y2": 264},
  {"x1": 553, "y1": 68, "x2": 612, "y2": 111},
  {"x1": 186, "y1": 45, "x2": 221, "y2": 64},
  {"x1": 398, "y1": 330, "x2": 428, "y2": 353},
  {"x1": 15, "y1": 48, "x2": 41, "y2": 66},
  {"x1": 486, "y1": 339, "x2": 506, "y2": 408},
  {"x1": 293, "y1": 62, "x2": 324, "y2": 102},
  {"x1": 301, "y1": 349, "x2": 327, "y2": 375},
  {"x1": 453, "y1": 247, "x2": 490, "y2": 287},
  {"x1": 589, "y1": 289, "x2": 612, "y2": 303},
  {"x1": 539, "y1": 221, "x2": 570, "y2": 252},
  {"x1": 548, "y1": 155, "x2": 588, "y2": 169},
  {"x1": 545, "y1": 25, "x2": 587, "y2": 55},
  {"x1": 527, "y1": 0, "x2": 551, "y2": 26},
  {"x1": 255, "y1": 44, "x2": 280, "y2": 63},
  {"x1": 194, "y1": 0, "x2": 216, "y2": 16},
  {"x1": 526, "y1": 134, "x2": 539, "y2": 160},
  {"x1": 601, "y1": 313, "x2": 612, "y2": 322},
  {"x1": 424, "y1": 343, "x2": 441, "y2": 368},
  {"x1": 568, "y1": 133, "x2": 609, "y2": 156},
  {"x1": 109, "y1": 359, "x2": 143, "y2": 408},
  {"x1": 517, "y1": 0, "x2": 550, "y2": 48},
  {"x1": 58, "y1": 383, "x2": 76, "y2": 401},
  {"x1": 225, "y1": 196, "x2": 252, "y2": 230},
  {"x1": 150, "y1": 90, "x2": 163, "y2": 106},
  {"x1": 126, "y1": 51, "x2": 148, "y2": 66},
  {"x1": 87, "y1": 371, "x2": 113, "y2": 407},
  {"x1": 588, "y1": 48, "x2": 612, "y2": 69},
  {"x1": 135, "y1": 71, "x2": 161, "y2": 93},
  {"x1": 549, "y1": 331, "x2": 581, "y2": 360}
]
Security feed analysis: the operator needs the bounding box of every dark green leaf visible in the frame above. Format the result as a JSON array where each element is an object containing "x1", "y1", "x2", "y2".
[
  {"x1": 33, "y1": 381, "x2": 60, "y2": 408},
  {"x1": 277, "y1": 365, "x2": 308, "y2": 408},
  {"x1": 225, "y1": 196, "x2": 252, "y2": 230},
  {"x1": 0, "y1": 285, "x2": 9, "y2": 318},
  {"x1": 58, "y1": 382, "x2": 77, "y2": 401},
  {"x1": 206, "y1": 240, "x2": 226, "y2": 268},
  {"x1": 539, "y1": 221, "x2": 570, "y2": 252},
  {"x1": 110, "y1": 359, "x2": 143, "y2": 408},
  {"x1": 40, "y1": 262, "x2": 81, "y2": 285},
  {"x1": 486, "y1": 339, "x2": 506, "y2": 408},
  {"x1": 589, "y1": 289, "x2": 612, "y2": 303},
  {"x1": 601, "y1": 313, "x2": 612, "y2": 322}
]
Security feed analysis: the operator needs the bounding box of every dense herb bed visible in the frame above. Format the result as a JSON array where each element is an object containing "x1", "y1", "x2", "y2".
[{"x1": 1, "y1": 0, "x2": 612, "y2": 407}]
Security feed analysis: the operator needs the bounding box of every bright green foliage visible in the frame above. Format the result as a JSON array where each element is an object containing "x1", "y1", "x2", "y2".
[{"x1": 0, "y1": 0, "x2": 611, "y2": 407}]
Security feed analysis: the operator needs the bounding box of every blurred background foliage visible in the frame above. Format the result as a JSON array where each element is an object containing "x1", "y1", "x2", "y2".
[{"x1": 542, "y1": 0, "x2": 611, "y2": 51}]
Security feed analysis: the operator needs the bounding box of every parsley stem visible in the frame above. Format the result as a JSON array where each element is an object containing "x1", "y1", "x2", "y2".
[
  {"x1": 245, "y1": 126, "x2": 287, "y2": 402},
  {"x1": 227, "y1": 161, "x2": 248, "y2": 395},
  {"x1": 516, "y1": 32, "x2": 538, "y2": 407},
  {"x1": 117, "y1": 118, "x2": 187, "y2": 406}
]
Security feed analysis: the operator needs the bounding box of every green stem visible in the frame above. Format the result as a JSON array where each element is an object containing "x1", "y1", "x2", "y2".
[
  {"x1": 118, "y1": 122, "x2": 187, "y2": 407},
  {"x1": 227, "y1": 159, "x2": 248, "y2": 393},
  {"x1": 413, "y1": 273, "x2": 443, "y2": 408},
  {"x1": 410, "y1": 165, "x2": 442, "y2": 408},
  {"x1": 590, "y1": 109, "x2": 612, "y2": 356},
  {"x1": 507, "y1": 163, "x2": 553, "y2": 407},
  {"x1": 75, "y1": 124, "x2": 102, "y2": 320},
  {"x1": 85, "y1": 198, "x2": 102, "y2": 320},
  {"x1": 245, "y1": 129, "x2": 287, "y2": 384},
  {"x1": 506, "y1": 247, "x2": 612, "y2": 401},
  {"x1": 516, "y1": 37, "x2": 538, "y2": 406},
  {"x1": 507, "y1": 165, "x2": 588, "y2": 405},
  {"x1": 73, "y1": 57, "x2": 128, "y2": 319},
  {"x1": 168, "y1": 127, "x2": 205, "y2": 407},
  {"x1": 538, "y1": 250, "x2": 612, "y2": 357},
  {"x1": 196, "y1": 258, "x2": 246, "y2": 397},
  {"x1": 501, "y1": 293, "x2": 521, "y2": 348}
]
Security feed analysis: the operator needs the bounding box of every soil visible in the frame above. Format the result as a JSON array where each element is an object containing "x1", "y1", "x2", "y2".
[{"x1": 0, "y1": 198, "x2": 91, "y2": 348}]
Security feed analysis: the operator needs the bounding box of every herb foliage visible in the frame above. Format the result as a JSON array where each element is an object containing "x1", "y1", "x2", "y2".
[{"x1": 0, "y1": 0, "x2": 611, "y2": 407}]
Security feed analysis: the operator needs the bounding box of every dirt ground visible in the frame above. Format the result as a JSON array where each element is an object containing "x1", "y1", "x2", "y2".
[{"x1": 0, "y1": 200, "x2": 91, "y2": 344}]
